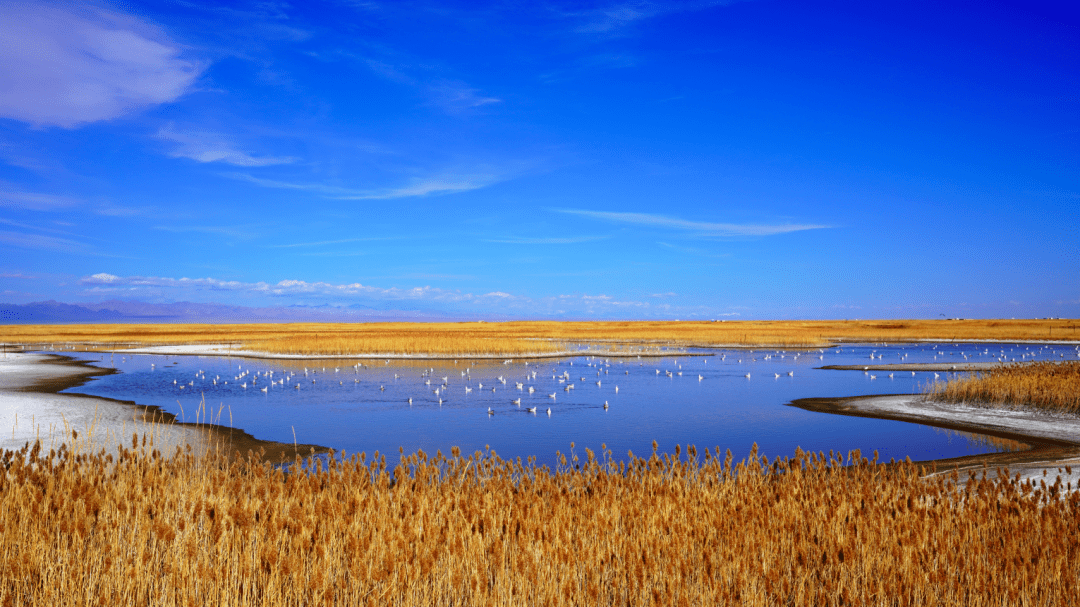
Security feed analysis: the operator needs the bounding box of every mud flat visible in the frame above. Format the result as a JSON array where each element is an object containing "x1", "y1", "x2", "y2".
[
  {"x1": 790, "y1": 394, "x2": 1080, "y2": 486},
  {"x1": 0, "y1": 352, "x2": 322, "y2": 463}
]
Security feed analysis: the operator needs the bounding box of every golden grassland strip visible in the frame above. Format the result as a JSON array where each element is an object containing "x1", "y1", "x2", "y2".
[
  {"x1": 2, "y1": 439, "x2": 1079, "y2": 606},
  {"x1": 2, "y1": 318, "x2": 1079, "y2": 356},
  {"x1": 928, "y1": 361, "x2": 1080, "y2": 414}
]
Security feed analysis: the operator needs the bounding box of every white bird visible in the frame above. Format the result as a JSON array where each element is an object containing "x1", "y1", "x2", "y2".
[
  {"x1": 261, "y1": 387, "x2": 268, "y2": 393},
  {"x1": 603, "y1": 401, "x2": 609, "y2": 409},
  {"x1": 787, "y1": 371, "x2": 793, "y2": 377},
  {"x1": 526, "y1": 407, "x2": 537, "y2": 413},
  {"x1": 513, "y1": 398, "x2": 521, "y2": 406},
  {"x1": 614, "y1": 386, "x2": 619, "y2": 393},
  {"x1": 547, "y1": 408, "x2": 551, "y2": 416},
  {"x1": 745, "y1": 373, "x2": 751, "y2": 378},
  {"x1": 548, "y1": 393, "x2": 557, "y2": 400},
  {"x1": 465, "y1": 387, "x2": 472, "y2": 393},
  {"x1": 528, "y1": 387, "x2": 535, "y2": 394},
  {"x1": 488, "y1": 408, "x2": 494, "y2": 415},
  {"x1": 698, "y1": 375, "x2": 704, "y2": 381},
  {"x1": 775, "y1": 373, "x2": 781, "y2": 379},
  {"x1": 408, "y1": 398, "x2": 413, "y2": 404}
]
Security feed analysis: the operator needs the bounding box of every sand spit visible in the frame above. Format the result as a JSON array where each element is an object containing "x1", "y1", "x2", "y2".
[
  {"x1": 103, "y1": 343, "x2": 701, "y2": 360},
  {"x1": 789, "y1": 394, "x2": 1080, "y2": 487},
  {"x1": 820, "y1": 362, "x2": 1008, "y2": 372},
  {"x1": 0, "y1": 352, "x2": 323, "y2": 463}
]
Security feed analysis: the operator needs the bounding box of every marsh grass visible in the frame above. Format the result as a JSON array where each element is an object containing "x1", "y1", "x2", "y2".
[
  {"x1": 928, "y1": 361, "x2": 1080, "y2": 414},
  {"x1": 2, "y1": 318, "x2": 1078, "y2": 356},
  {"x1": 1, "y1": 437, "x2": 1078, "y2": 606}
]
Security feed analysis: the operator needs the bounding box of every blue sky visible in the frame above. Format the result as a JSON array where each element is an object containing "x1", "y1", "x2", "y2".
[{"x1": 0, "y1": 0, "x2": 1077, "y2": 320}]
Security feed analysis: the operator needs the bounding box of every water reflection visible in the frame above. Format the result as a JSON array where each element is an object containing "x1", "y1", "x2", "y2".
[{"x1": 66, "y1": 342, "x2": 1075, "y2": 468}]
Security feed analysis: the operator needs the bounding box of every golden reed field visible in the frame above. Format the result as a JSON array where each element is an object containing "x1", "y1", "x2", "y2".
[
  {"x1": 2, "y1": 318, "x2": 1078, "y2": 356},
  {"x1": 2, "y1": 437, "x2": 1078, "y2": 607},
  {"x1": 929, "y1": 360, "x2": 1080, "y2": 414}
]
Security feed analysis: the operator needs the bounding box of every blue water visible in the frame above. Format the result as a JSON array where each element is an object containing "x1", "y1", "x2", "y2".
[{"x1": 63, "y1": 342, "x2": 1078, "y2": 467}]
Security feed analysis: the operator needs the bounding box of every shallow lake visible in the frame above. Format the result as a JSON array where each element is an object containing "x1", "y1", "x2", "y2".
[{"x1": 64, "y1": 342, "x2": 1077, "y2": 467}]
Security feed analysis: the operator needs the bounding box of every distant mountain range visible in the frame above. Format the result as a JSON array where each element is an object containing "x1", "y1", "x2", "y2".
[{"x1": 0, "y1": 300, "x2": 490, "y2": 324}]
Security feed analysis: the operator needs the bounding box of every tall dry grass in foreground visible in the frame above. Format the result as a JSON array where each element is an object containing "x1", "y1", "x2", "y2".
[
  {"x1": 2, "y1": 438, "x2": 1078, "y2": 606},
  {"x1": 3, "y1": 318, "x2": 1078, "y2": 355},
  {"x1": 928, "y1": 361, "x2": 1080, "y2": 414}
]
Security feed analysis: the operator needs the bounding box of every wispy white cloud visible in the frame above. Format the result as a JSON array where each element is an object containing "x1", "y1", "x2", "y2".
[
  {"x1": 425, "y1": 80, "x2": 501, "y2": 113},
  {"x1": 76, "y1": 273, "x2": 724, "y2": 319},
  {"x1": 352, "y1": 56, "x2": 499, "y2": 115},
  {"x1": 0, "y1": 188, "x2": 81, "y2": 211},
  {"x1": 93, "y1": 203, "x2": 157, "y2": 218},
  {"x1": 0, "y1": 188, "x2": 164, "y2": 218},
  {"x1": 297, "y1": 251, "x2": 370, "y2": 257},
  {"x1": 79, "y1": 273, "x2": 476, "y2": 302},
  {"x1": 157, "y1": 126, "x2": 297, "y2": 167},
  {"x1": 556, "y1": 209, "x2": 829, "y2": 237},
  {"x1": 0, "y1": 3, "x2": 203, "y2": 127},
  {"x1": 565, "y1": 1, "x2": 740, "y2": 34},
  {"x1": 226, "y1": 172, "x2": 502, "y2": 200},
  {"x1": 151, "y1": 224, "x2": 250, "y2": 238},
  {"x1": 74, "y1": 267, "x2": 776, "y2": 319},
  {"x1": 270, "y1": 237, "x2": 398, "y2": 248},
  {"x1": 656, "y1": 241, "x2": 730, "y2": 257},
  {"x1": 572, "y1": 4, "x2": 653, "y2": 33},
  {"x1": 0, "y1": 230, "x2": 86, "y2": 253},
  {"x1": 486, "y1": 236, "x2": 608, "y2": 245}
]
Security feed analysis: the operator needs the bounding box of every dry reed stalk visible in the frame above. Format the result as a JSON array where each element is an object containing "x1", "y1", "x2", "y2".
[
  {"x1": 3, "y1": 318, "x2": 1078, "y2": 356},
  {"x1": 1, "y1": 438, "x2": 1077, "y2": 606},
  {"x1": 927, "y1": 361, "x2": 1080, "y2": 413}
]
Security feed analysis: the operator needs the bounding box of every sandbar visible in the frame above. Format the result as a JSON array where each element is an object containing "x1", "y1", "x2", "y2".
[
  {"x1": 789, "y1": 394, "x2": 1080, "y2": 486},
  {"x1": 0, "y1": 352, "x2": 323, "y2": 463}
]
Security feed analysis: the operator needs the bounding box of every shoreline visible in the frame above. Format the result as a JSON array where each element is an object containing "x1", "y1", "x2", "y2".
[
  {"x1": 0, "y1": 352, "x2": 326, "y2": 464},
  {"x1": 96, "y1": 344, "x2": 708, "y2": 360},
  {"x1": 788, "y1": 394, "x2": 1080, "y2": 483},
  {"x1": 5, "y1": 350, "x2": 1079, "y2": 481},
  {"x1": 820, "y1": 362, "x2": 1011, "y2": 372}
]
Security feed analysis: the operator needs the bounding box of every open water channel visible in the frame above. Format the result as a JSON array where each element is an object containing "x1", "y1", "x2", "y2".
[{"x1": 64, "y1": 342, "x2": 1078, "y2": 467}]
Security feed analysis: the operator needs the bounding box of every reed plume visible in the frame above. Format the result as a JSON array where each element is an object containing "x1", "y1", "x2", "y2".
[{"x1": 1, "y1": 438, "x2": 1077, "y2": 605}]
